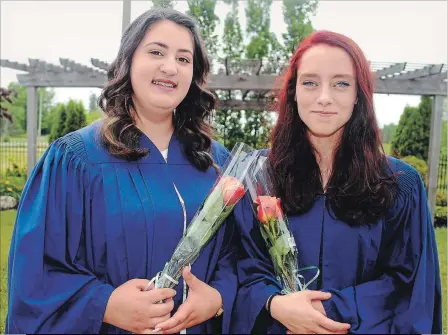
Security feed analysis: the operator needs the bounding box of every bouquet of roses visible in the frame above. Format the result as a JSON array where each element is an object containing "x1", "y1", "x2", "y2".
[
  {"x1": 153, "y1": 143, "x2": 261, "y2": 290},
  {"x1": 245, "y1": 155, "x2": 319, "y2": 294}
]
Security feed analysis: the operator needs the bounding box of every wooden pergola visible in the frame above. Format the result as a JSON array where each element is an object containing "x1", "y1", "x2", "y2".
[{"x1": 0, "y1": 56, "x2": 446, "y2": 220}]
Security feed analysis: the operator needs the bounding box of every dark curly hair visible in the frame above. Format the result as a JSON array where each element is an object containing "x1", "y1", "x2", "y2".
[
  {"x1": 98, "y1": 8, "x2": 216, "y2": 171},
  {"x1": 269, "y1": 30, "x2": 398, "y2": 226}
]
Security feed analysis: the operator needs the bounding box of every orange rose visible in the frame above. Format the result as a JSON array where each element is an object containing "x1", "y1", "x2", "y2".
[
  {"x1": 255, "y1": 196, "x2": 282, "y2": 225},
  {"x1": 221, "y1": 176, "x2": 245, "y2": 206}
]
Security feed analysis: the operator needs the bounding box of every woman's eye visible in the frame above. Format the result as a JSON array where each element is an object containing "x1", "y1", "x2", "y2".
[
  {"x1": 302, "y1": 81, "x2": 317, "y2": 87},
  {"x1": 149, "y1": 50, "x2": 163, "y2": 56},
  {"x1": 335, "y1": 81, "x2": 350, "y2": 87},
  {"x1": 178, "y1": 57, "x2": 191, "y2": 63}
]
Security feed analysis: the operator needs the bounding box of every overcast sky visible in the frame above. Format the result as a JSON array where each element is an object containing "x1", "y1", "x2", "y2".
[{"x1": 1, "y1": 0, "x2": 447, "y2": 127}]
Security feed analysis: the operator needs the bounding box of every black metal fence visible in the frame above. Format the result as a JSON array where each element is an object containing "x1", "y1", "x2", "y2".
[{"x1": 0, "y1": 142, "x2": 48, "y2": 175}]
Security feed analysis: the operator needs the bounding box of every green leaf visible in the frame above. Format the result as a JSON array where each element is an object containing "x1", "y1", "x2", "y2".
[
  {"x1": 268, "y1": 245, "x2": 285, "y2": 275},
  {"x1": 272, "y1": 233, "x2": 291, "y2": 256}
]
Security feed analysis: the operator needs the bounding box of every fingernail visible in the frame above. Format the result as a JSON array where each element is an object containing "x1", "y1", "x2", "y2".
[
  {"x1": 152, "y1": 328, "x2": 161, "y2": 333},
  {"x1": 188, "y1": 263, "x2": 192, "y2": 271}
]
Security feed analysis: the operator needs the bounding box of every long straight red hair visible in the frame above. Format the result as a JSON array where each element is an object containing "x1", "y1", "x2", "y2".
[{"x1": 269, "y1": 30, "x2": 397, "y2": 225}]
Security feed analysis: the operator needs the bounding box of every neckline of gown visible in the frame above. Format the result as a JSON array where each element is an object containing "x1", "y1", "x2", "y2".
[{"x1": 138, "y1": 131, "x2": 189, "y2": 165}]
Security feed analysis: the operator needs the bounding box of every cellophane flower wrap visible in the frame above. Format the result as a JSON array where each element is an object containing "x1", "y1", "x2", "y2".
[
  {"x1": 154, "y1": 143, "x2": 261, "y2": 289},
  {"x1": 244, "y1": 155, "x2": 319, "y2": 294}
]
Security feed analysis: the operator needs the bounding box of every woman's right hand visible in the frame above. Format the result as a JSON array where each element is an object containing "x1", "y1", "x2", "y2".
[
  {"x1": 270, "y1": 291, "x2": 351, "y2": 334},
  {"x1": 103, "y1": 279, "x2": 177, "y2": 334}
]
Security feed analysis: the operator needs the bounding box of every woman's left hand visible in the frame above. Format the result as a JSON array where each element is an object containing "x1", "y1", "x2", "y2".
[{"x1": 154, "y1": 266, "x2": 222, "y2": 334}]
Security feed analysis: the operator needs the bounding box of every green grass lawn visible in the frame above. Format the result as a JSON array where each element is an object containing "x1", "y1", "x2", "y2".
[
  {"x1": 0, "y1": 211, "x2": 446, "y2": 333},
  {"x1": 436, "y1": 227, "x2": 447, "y2": 334},
  {"x1": 0, "y1": 210, "x2": 15, "y2": 333}
]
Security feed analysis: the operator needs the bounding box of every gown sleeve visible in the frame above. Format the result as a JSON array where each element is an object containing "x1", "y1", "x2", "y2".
[
  {"x1": 6, "y1": 133, "x2": 115, "y2": 333},
  {"x1": 321, "y1": 164, "x2": 443, "y2": 334},
  {"x1": 207, "y1": 215, "x2": 238, "y2": 334},
  {"x1": 230, "y1": 194, "x2": 284, "y2": 334}
]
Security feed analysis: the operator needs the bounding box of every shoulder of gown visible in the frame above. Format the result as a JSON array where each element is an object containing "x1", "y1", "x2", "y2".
[
  {"x1": 384, "y1": 155, "x2": 427, "y2": 220},
  {"x1": 386, "y1": 155, "x2": 421, "y2": 191},
  {"x1": 210, "y1": 139, "x2": 231, "y2": 168},
  {"x1": 74, "y1": 121, "x2": 126, "y2": 164}
]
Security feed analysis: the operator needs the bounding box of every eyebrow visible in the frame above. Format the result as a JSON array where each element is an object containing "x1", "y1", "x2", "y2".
[
  {"x1": 299, "y1": 73, "x2": 355, "y2": 80},
  {"x1": 144, "y1": 41, "x2": 193, "y2": 56}
]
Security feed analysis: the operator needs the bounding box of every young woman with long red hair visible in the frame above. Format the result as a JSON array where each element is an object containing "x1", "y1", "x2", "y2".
[{"x1": 231, "y1": 31, "x2": 442, "y2": 334}]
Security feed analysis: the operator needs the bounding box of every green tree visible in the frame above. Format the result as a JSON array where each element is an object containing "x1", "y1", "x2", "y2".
[
  {"x1": 222, "y1": 0, "x2": 244, "y2": 59},
  {"x1": 212, "y1": 0, "x2": 245, "y2": 149},
  {"x1": 49, "y1": 103, "x2": 67, "y2": 143},
  {"x1": 88, "y1": 92, "x2": 99, "y2": 112},
  {"x1": 187, "y1": 0, "x2": 219, "y2": 56},
  {"x1": 49, "y1": 100, "x2": 86, "y2": 143},
  {"x1": 441, "y1": 120, "x2": 447, "y2": 156},
  {"x1": 241, "y1": 0, "x2": 276, "y2": 148},
  {"x1": 281, "y1": 0, "x2": 318, "y2": 60},
  {"x1": 3, "y1": 83, "x2": 27, "y2": 134},
  {"x1": 245, "y1": 0, "x2": 278, "y2": 59},
  {"x1": 38, "y1": 88, "x2": 56, "y2": 135},
  {"x1": 151, "y1": 0, "x2": 175, "y2": 8},
  {"x1": 381, "y1": 123, "x2": 398, "y2": 144},
  {"x1": 0, "y1": 88, "x2": 16, "y2": 140},
  {"x1": 391, "y1": 105, "x2": 425, "y2": 159},
  {"x1": 63, "y1": 100, "x2": 86, "y2": 135},
  {"x1": 1, "y1": 82, "x2": 55, "y2": 136},
  {"x1": 391, "y1": 97, "x2": 433, "y2": 161},
  {"x1": 418, "y1": 96, "x2": 432, "y2": 161}
]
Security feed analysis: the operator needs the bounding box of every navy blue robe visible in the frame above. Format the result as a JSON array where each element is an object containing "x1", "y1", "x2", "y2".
[
  {"x1": 231, "y1": 156, "x2": 442, "y2": 334},
  {"x1": 6, "y1": 122, "x2": 237, "y2": 334}
]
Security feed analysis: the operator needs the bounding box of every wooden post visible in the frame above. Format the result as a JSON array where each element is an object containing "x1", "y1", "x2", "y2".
[
  {"x1": 27, "y1": 87, "x2": 37, "y2": 178},
  {"x1": 122, "y1": 0, "x2": 131, "y2": 35},
  {"x1": 427, "y1": 95, "x2": 445, "y2": 222}
]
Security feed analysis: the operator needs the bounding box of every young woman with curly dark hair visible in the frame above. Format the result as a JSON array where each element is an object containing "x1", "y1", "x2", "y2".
[
  {"x1": 6, "y1": 8, "x2": 236, "y2": 334},
  {"x1": 232, "y1": 30, "x2": 442, "y2": 335}
]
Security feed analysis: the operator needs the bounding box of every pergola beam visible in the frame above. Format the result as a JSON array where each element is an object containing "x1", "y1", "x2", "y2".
[
  {"x1": 15, "y1": 73, "x2": 448, "y2": 95},
  {"x1": 416, "y1": 71, "x2": 447, "y2": 83},
  {"x1": 26, "y1": 87, "x2": 37, "y2": 177},
  {"x1": 91, "y1": 58, "x2": 110, "y2": 72},
  {"x1": 17, "y1": 72, "x2": 107, "y2": 88},
  {"x1": 28, "y1": 58, "x2": 65, "y2": 74},
  {"x1": 427, "y1": 95, "x2": 445, "y2": 216},
  {"x1": 0, "y1": 59, "x2": 30, "y2": 72},
  {"x1": 59, "y1": 58, "x2": 105, "y2": 76},
  {"x1": 374, "y1": 76, "x2": 447, "y2": 95},
  {"x1": 374, "y1": 62, "x2": 406, "y2": 78},
  {"x1": 122, "y1": 0, "x2": 131, "y2": 34},
  {"x1": 395, "y1": 64, "x2": 444, "y2": 80}
]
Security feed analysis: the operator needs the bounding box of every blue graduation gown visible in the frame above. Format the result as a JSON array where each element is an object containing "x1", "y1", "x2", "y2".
[
  {"x1": 231, "y1": 156, "x2": 442, "y2": 334},
  {"x1": 6, "y1": 122, "x2": 237, "y2": 334}
]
